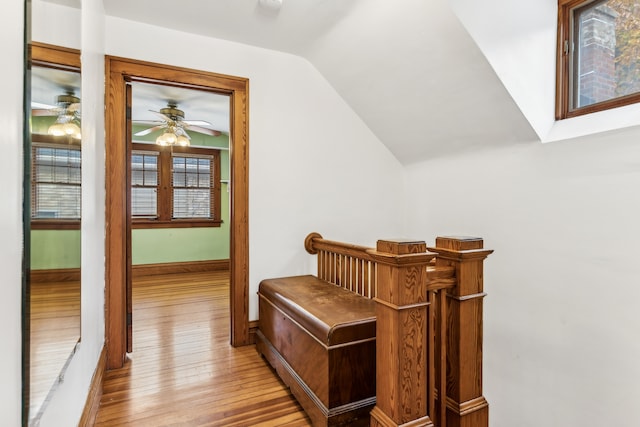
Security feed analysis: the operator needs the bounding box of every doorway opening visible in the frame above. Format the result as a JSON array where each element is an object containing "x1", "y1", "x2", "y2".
[{"x1": 105, "y1": 56, "x2": 249, "y2": 370}]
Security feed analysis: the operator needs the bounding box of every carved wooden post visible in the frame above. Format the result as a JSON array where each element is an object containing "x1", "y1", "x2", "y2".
[
  {"x1": 368, "y1": 239, "x2": 436, "y2": 427},
  {"x1": 428, "y1": 237, "x2": 493, "y2": 427}
]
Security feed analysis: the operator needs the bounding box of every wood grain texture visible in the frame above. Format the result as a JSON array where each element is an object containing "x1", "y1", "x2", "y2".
[
  {"x1": 301, "y1": 234, "x2": 472, "y2": 427},
  {"x1": 429, "y1": 237, "x2": 493, "y2": 427},
  {"x1": 257, "y1": 279, "x2": 376, "y2": 426},
  {"x1": 95, "y1": 271, "x2": 310, "y2": 426},
  {"x1": 370, "y1": 239, "x2": 434, "y2": 427},
  {"x1": 31, "y1": 42, "x2": 81, "y2": 68},
  {"x1": 105, "y1": 57, "x2": 129, "y2": 369},
  {"x1": 304, "y1": 232, "x2": 377, "y2": 299},
  {"x1": 30, "y1": 268, "x2": 81, "y2": 283},
  {"x1": 131, "y1": 259, "x2": 230, "y2": 278},
  {"x1": 29, "y1": 279, "x2": 81, "y2": 424}
]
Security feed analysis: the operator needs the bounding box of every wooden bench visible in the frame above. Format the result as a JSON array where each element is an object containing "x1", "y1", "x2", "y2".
[
  {"x1": 256, "y1": 233, "x2": 379, "y2": 426},
  {"x1": 257, "y1": 233, "x2": 493, "y2": 427},
  {"x1": 257, "y1": 276, "x2": 376, "y2": 426}
]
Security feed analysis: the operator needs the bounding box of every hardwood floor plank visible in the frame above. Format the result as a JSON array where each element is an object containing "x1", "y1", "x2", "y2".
[
  {"x1": 30, "y1": 279, "x2": 81, "y2": 422},
  {"x1": 94, "y1": 271, "x2": 311, "y2": 426}
]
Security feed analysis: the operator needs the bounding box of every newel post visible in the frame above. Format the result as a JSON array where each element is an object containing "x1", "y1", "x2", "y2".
[
  {"x1": 368, "y1": 239, "x2": 435, "y2": 427},
  {"x1": 428, "y1": 237, "x2": 493, "y2": 427}
]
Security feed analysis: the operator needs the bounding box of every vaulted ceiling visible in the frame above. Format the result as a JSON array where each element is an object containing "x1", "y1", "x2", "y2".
[{"x1": 51, "y1": 0, "x2": 542, "y2": 164}]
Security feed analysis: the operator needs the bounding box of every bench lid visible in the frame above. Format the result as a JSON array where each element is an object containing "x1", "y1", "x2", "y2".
[{"x1": 259, "y1": 275, "x2": 376, "y2": 346}]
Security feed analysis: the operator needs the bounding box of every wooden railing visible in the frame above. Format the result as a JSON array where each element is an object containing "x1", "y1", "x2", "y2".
[
  {"x1": 304, "y1": 231, "x2": 377, "y2": 298},
  {"x1": 304, "y1": 233, "x2": 492, "y2": 427}
]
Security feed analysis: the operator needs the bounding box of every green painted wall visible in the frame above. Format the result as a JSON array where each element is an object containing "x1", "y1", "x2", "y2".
[
  {"x1": 31, "y1": 116, "x2": 56, "y2": 134},
  {"x1": 31, "y1": 230, "x2": 81, "y2": 269},
  {"x1": 132, "y1": 182, "x2": 230, "y2": 264}
]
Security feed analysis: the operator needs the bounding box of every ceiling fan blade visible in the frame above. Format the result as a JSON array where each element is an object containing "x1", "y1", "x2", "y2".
[
  {"x1": 31, "y1": 108, "x2": 57, "y2": 116},
  {"x1": 185, "y1": 124, "x2": 222, "y2": 136},
  {"x1": 151, "y1": 110, "x2": 172, "y2": 122},
  {"x1": 134, "y1": 125, "x2": 165, "y2": 137},
  {"x1": 184, "y1": 120, "x2": 213, "y2": 127},
  {"x1": 132, "y1": 120, "x2": 164, "y2": 125}
]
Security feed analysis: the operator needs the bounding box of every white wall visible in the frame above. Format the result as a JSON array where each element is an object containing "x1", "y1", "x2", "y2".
[
  {"x1": 404, "y1": 127, "x2": 640, "y2": 426},
  {"x1": 32, "y1": 0, "x2": 80, "y2": 47},
  {"x1": 105, "y1": 16, "x2": 405, "y2": 320},
  {"x1": 0, "y1": 1, "x2": 25, "y2": 425},
  {"x1": 429, "y1": 3, "x2": 640, "y2": 424}
]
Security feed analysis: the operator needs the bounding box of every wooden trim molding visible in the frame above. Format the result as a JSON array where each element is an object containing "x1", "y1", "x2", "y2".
[
  {"x1": 131, "y1": 219, "x2": 223, "y2": 229},
  {"x1": 31, "y1": 268, "x2": 81, "y2": 283},
  {"x1": 131, "y1": 259, "x2": 230, "y2": 279},
  {"x1": 248, "y1": 320, "x2": 259, "y2": 345},
  {"x1": 78, "y1": 346, "x2": 107, "y2": 427},
  {"x1": 31, "y1": 42, "x2": 81, "y2": 69},
  {"x1": 105, "y1": 56, "x2": 250, "y2": 370},
  {"x1": 30, "y1": 220, "x2": 81, "y2": 230}
]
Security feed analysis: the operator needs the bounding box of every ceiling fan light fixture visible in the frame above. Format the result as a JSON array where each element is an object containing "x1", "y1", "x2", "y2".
[
  {"x1": 157, "y1": 130, "x2": 178, "y2": 146},
  {"x1": 48, "y1": 122, "x2": 66, "y2": 137},
  {"x1": 156, "y1": 124, "x2": 191, "y2": 147},
  {"x1": 62, "y1": 122, "x2": 82, "y2": 139},
  {"x1": 46, "y1": 92, "x2": 82, "y2": 139},
  {"x1": 176, "y1": 134, "x2": 190, "y2": 147},
  {"x1": 48, "y1": 116, "x2": 81, "y2": 139}
]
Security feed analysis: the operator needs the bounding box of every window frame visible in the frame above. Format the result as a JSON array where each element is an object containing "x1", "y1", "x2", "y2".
[
  {"x1": 30, "y1": 134, "x2": 82, "y2": 230},
  {"x1": 130, "y1": 143, "x2": 222, "y2": 229},
  {"x1": 556, "y1": 0, "x2": 640, "y2": 119}
]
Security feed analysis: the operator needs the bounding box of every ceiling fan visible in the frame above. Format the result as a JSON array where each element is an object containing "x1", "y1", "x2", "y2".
[
  {"x1": 134, "y1": 103, "x2": 222, "y2": 146},
  {"x1": 32, "y1": 91, "x2": 82, "y2": 139}
]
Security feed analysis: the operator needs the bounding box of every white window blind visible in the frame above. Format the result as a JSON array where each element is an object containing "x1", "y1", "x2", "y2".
[
  {"x1": 32, "y1": 144, "x2": 81, "y2": 219},
  {"x1": 172, "y1": 154, "x2": 212, "y2": 219},
  {"x1": 131, "y1": 150, "x2": 159, "y2": 218}
]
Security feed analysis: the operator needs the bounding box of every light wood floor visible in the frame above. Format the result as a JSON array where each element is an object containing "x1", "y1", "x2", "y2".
[
  {"x1": 94, "y1": 271, "x2": 312, "y2": 426},
  {"x1": 30, "y1": 279, "x2": 81, "y2": 423}
]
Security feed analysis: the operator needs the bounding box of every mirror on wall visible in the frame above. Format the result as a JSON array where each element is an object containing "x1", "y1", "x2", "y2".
[{"x1": 27, "y1": 42, "x2": 81, "y2": 425}]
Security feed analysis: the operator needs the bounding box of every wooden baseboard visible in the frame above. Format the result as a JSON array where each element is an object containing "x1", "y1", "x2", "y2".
[
  {"x1": 248, "y1": 320, "x2": 259, "y2": 345},
  {"x1": 131, "y1": 259, "x2": 230, "y2": 278},
  {"x1": 31, "y1": 260, "x2": 229, "y2": 282},
  {"x1": 31, "y1": 268, "x2": 81, "y2": 283},
  {"x1": 78, "y1": 345, "x2": 106, "y2": 427}
]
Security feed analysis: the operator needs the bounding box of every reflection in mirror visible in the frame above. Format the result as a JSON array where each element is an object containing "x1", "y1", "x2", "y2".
[{"x1": 28, "y1": 43, "x2": 81, "y2": 425}]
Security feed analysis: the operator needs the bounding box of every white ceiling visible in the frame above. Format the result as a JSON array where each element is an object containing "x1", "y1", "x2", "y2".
[
  {"x1": 131, "y1": 82, "x2": 230, "y2": 134},
  {"x1": 31, "y1": 65, "x2": 81, "y2": 108},
  {"x1": 43, "y1": 0, "x2": 539, "y2": 163}
]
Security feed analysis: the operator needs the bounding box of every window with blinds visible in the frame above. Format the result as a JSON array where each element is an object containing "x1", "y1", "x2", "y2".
[
  {"x1": 32, "y1": 144, "x2": 81, "y2": 219},
  {"x1": 131, "y1": 151, "x2": 159, "y2": 218},
  {"x1": 130, "y1": 143, "x2": 221, "y2": 228},
  {"x1": 172, "y1": 154, "x2": 212, "y2": 218}
]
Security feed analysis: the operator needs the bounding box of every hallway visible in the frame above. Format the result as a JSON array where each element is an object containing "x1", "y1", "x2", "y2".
[{"x1": 95, "y1": 271, "x2": 311, "y2": 426}]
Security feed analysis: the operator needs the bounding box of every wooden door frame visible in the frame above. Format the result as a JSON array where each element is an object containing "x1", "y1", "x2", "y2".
[{"x1": 104, "y1": 56, "x2": 250, "y2": 369}]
